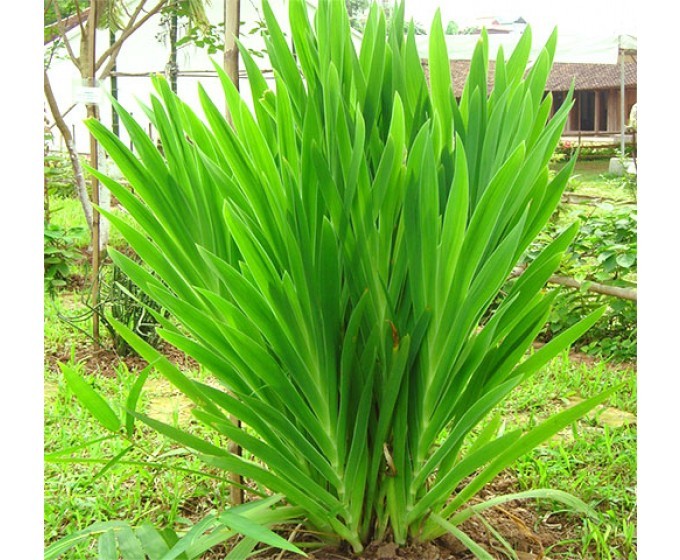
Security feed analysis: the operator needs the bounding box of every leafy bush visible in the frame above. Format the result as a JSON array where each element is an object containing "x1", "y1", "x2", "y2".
[
  {"x1": 52, "y1": 0, "x2": 616, "y2": 556},
  {"x1": 554, "y1": 141, "x2": 636, "y2": 161},
  {"x1": 44, "y1": 223, "x2": 85, "y2": 294},
  {"x1": 528, "y1": 205, "x2": 637, "y2": 283},
  {"x1": 523, "y1": 205, "x2": 637, "y2": 361}
]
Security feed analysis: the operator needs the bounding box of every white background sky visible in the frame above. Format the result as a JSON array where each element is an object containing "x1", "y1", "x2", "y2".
[{"x1": 402, "y1": 0, "x2": 638, "y2": 36}]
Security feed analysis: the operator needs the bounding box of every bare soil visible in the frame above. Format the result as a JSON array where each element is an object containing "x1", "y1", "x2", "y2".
[{"x1": 216, "y1": 472, "x2": 578, "y2": 559}]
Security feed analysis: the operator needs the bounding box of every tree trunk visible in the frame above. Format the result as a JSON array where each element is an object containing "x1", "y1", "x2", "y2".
[
  {"x1": 223, "y1": 0, "x2": 240, "y2": 117},
  {"x1": 545, "y1": 273, "x2": 637, "y2": 302},
  {"x1": 169, "y1": 3, "x2": 179, "y2": 93},
  {"x1": 511, "y1": 266, "x2": 637, "y2": 301},
  {"x1": 44, "y1": 70, "x2": 94, "y2": 232},
  {"x1": 86, "y1": 0, "x2": 102, "y2": 347}
]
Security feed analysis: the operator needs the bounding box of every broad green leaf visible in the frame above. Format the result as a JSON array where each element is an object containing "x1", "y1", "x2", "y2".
[
  {"x1": 125, "y1": 366, "x2": 151, "y2": 437},
  {"x1": 98, "y1": 529, "x2": 117, "y2": 560},
  {"x1": 115, "y1": 525, "x2": 146, "y2": 560}
]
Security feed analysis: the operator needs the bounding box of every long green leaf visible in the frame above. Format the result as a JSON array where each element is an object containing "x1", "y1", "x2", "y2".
[{"x1": 60, "y1": 363, "x2": 121, "y2": 433}]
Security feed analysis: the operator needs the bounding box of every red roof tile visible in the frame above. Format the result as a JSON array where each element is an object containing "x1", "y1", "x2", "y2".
[
  {"x1": 545, "y1": 62, "x2": 637, "y2": 91},
  {"x1": 421, "y1": 59, "x2": 637, "y2": 96}
]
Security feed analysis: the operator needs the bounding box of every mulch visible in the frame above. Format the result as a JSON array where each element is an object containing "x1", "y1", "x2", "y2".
[{"x1": 44, "y1": 339, "x2": 199, "y2": 378}]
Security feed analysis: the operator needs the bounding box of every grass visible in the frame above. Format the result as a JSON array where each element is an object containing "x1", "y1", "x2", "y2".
[
  {"x1": 496, "y1": 352, "x2": 637, "y2": 559},
  {"x1": 44, "y1": 359, "x2": 234, "y2": 559},
  {"x1": 552, "y1": 160, "x2": 636, "y2": 203}
]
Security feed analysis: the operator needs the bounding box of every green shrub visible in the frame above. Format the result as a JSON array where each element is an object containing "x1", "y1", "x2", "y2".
[
  {"x1": 44, "y1": 222, "x2": 85, "y2": 294},
  {"x1": 523, "y1": 205, "x2": 637, "y2": 361},
  {"x1": 554, "y1": 141, "x2": 636, "y2": 161},
  {"x1": 51, "y1": 1, "x2": 616, "y2": 557}
]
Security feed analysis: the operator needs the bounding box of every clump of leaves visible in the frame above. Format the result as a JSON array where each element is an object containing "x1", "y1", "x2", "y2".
[
  {"x1": 100, "y1": 259, "x2": 168, "y2": 356},
  {"x1": 44, "y1": 222, "x2": 84, "y2": 294},
  {"x1": 51, "y1": 0, "x2": 618, "y2": 557},
  {"x1": 554, "y1": 142, "x2": 636, "y2": 161},
  {"x1": 524, "y1": 204, "x2": 637, "y2": 361},
  {"x1": 572, "y1": 205, "x2": 636, "y2": 276}
]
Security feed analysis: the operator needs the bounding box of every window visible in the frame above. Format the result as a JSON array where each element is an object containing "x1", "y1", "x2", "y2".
[{"x1": 553, "y1": 91, "x2": 566, "y2": 114}]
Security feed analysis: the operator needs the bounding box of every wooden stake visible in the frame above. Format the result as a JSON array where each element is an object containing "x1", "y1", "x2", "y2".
[
  {"x1": 87, "y1": 0, "x2": 101, "y2": 348},
  {"x1": 224, "y1": 0, "x2": 244, "y2": 507}
]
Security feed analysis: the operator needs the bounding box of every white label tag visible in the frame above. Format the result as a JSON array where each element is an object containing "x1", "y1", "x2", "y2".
[{"x1": 74, "y1": 85, "x2": 102, "y2": 105}]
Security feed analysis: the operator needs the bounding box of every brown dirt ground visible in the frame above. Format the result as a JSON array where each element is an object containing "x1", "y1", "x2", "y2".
[
  {"x1": 202, "y1": 472, "x2": 579, "y2": 559},
  {"x1": 45, "y1": 339, "x2": 199, "y2": 378}
]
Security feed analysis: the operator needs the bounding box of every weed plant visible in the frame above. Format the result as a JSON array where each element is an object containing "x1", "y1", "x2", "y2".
[
  {"x1": 45, "y1": 363, "x2": 234, "y2": 559},
  {"x1": 44, "y1": 223, "x2": 86, "y2": 294}
]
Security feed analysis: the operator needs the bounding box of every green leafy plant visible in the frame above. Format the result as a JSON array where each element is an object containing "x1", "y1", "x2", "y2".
[
  {"x1": 566, "y1": 204, "x2": 637, "y2": 282},
  {"x1": 45, "y1": 130, "x2": 76, "y2": 201},
  {"x1": 53, "y1": 0, "x2": 618, "y2": 556},
  {"x1": 101, "y1": 259, "x2": 168, "y2": 356},
  {"x1": 523, "y1": 205, "x2": 637, "y2": 361},
  {"x1": 44, "y1": 222, "x2": 85, "y2": 294}
]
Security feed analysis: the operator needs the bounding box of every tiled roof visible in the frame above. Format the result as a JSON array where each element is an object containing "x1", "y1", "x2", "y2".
[
  {"x1": 422, "y1": 60, "x2": 497, "y2": 97},
  {"x1": 545, "y1": 62, "x2": 637, "y2": 91},
  {"x1": 421, "y1": 59, "x2": 637, "y2": 96}
]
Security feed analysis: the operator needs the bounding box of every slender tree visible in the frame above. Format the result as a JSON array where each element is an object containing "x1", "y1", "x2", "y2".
[
  {"x1": 44, "y1": 0, "x2": 169, "y2": 253},
  {"x1": 45, "y1": 0, "x2": 212, "y2": 345},
  {"x1": 160, "y1": 0, "x2": 211, "y2": 93}
]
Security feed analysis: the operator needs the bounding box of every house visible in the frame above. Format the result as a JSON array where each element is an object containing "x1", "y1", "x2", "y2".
[
  {"x1": 418, "y1": 31, "x2": 636, "y2": 141},
  {"x1": 464, "y1": 16, "x2": 528, "y2": 35},
  {"x1": 547, "y1": 61, "x2": 637, "y2": 137},
  {"x1": 421, "y1": 58, "x2": 637, "y2": 140}
]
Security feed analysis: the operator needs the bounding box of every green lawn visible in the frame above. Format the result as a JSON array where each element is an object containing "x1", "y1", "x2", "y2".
[{"x1": 552, "y1": 160, "x2": 636, "y2": 203}]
